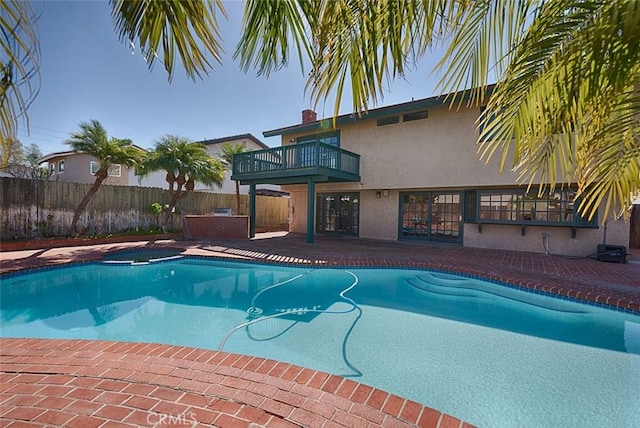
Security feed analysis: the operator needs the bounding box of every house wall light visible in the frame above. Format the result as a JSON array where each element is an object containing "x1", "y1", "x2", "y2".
[
  {"x1": 382, "y1": 189, "x2": 390, "y2": 197},
  {"x1": 376, "y1": 191, "x2": 381, "y2": 198}
]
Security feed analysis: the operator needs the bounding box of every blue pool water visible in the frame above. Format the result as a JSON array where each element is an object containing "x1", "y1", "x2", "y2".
[{"x1": 1, "y1": 258, "x2": 639, "y2": 428}]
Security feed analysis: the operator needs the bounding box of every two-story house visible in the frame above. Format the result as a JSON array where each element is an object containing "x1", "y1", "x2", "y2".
[{"x1": 232, "y1": 93, "x2": 631, "y2": 256}]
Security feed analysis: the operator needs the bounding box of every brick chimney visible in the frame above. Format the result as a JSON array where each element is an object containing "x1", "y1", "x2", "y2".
[{"x1": 302, "y1": 109, "x2": 317, "y2": 124}]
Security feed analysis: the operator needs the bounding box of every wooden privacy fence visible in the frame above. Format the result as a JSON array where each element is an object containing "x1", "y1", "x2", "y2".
[{"x1": 0, "y1": 177, "x2": 289, "y2": 240}]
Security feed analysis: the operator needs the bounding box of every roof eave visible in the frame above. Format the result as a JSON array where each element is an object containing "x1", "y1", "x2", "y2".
[
  {"x1": 263, "y1": 85, "x2": 495, "y2": 138},
  {"x1": 37, "y1": 151, "x2": 76, "y2": 163},
  {"x1": 200, "y1": 133, "x2": 269, "y2": 150}
]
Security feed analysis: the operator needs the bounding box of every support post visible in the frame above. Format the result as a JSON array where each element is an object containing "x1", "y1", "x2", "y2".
[
  {"x1": 249, "y1": 183, "x2": 256, "y2": 238},
  {"x1": 306, "y1": 179, "x2": 315, "y2": 244}
]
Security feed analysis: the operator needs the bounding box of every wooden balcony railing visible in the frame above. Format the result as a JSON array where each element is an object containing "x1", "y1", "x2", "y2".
[{"x1": 232, "y1": 142, "x2": 360, "y2": 183}]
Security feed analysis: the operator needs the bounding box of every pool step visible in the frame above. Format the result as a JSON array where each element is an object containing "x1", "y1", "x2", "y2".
[{"x1": 406, "y1": 274, "x2": 587, "y2": 314}]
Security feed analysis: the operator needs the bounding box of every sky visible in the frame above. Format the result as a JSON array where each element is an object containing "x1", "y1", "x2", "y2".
[{"x1": 18, "y1": 0, "x2": 443, "y2": 155}]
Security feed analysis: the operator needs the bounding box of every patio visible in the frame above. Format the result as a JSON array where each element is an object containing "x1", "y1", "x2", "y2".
[{"x1": 1, "y1": 232, "x2": 639, "y2": 427}]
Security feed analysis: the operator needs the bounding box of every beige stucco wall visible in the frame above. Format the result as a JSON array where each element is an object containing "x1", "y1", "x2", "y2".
[
  {"x1": 358, "y1": 189, "x2": 399, "y2": 240},
  {"x1": 281, "y1": 104, "x2": 631, "y2": 255},
  {"x1": 47, "y1": 154, "x2": 129, "y2": 186},
  {"x1": 283, "y1": 105, "x2": 519, "y2": 192}
]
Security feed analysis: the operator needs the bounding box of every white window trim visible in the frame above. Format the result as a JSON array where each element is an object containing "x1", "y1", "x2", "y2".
[
  {"x1": 57, "y1": 160, "x2": 64, "y2": 173},
  {"x1": 108, "y1": 164, "x2": 122, "y2": 177},
  {"x1": 90, "y1": 161, "x2": 122, "y2": 177}
]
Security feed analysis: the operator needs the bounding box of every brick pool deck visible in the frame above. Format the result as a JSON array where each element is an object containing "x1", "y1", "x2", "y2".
[{"x1": 1, "y1": 232, "x2": 639, "y2": 427}]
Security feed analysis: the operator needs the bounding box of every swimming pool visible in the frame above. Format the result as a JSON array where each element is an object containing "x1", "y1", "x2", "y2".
[{"x1": 1, "y1": 258, "x2": 639, "y2": 427}]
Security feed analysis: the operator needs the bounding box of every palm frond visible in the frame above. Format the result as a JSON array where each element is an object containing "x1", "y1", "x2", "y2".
[
  {"x1": 307, "y1": 0, "x2": 445, "y2": 117},
  {"x1": 234, "y1": 0, "x2": 313, "y2": 76},
  {"x1": 435, "y1": 0, "x2": 533, "y2": 106},
  {"x1": 479, "y1": 0, "x2": 640, "y2": 220},
  {"x1": 140, "y1": 135, "x2": 225, "y2": 188},
  {"x1": 0, "y1": 0, "x2": 40, "y2": 158},
  {"x1": 110, "y1": 0, "x2": 227, "y2": 82},
  {"x1": 66, "y1": 119, "x2": 142, "y2": 168},
  {"x1": 573, "y1": 88, "x2": 640, "y2": 220},
  {"x1": 236, "y1": 0, "x2": 445, "y2": 117},
  {"x1": 219, "y1": 142, "x2": 247, "y2": 167}
]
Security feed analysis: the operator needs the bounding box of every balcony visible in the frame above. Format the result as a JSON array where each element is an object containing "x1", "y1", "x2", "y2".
[{"x1": 231, "y1": 142, "x2": 360, "y2": 184}]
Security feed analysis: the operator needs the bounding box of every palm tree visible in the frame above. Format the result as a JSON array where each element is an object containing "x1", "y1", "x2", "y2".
[
  {"x1": 4, "y1": 1, "x2": 639, "y2": 220},
  {"x1": 219, "y1": 142, "x2": 248, "y2": 215},
  {"x1": 66, "y1": 120, "x2": 142, "y2": 235},
  {"x1": 137, "y1": 135, "x2": 225, "y2": 229}
]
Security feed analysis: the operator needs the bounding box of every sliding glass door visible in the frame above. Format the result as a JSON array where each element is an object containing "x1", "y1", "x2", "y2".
[
  {"x1": 316, "y1": 193, "x2": 359, "y2": 235},
  {"x1": 400, "y1": 192, "x2": 462, "y2": 243}
]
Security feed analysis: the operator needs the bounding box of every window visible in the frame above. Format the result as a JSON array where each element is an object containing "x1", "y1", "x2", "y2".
[
  {"x1": 478, "y1": 106, "x2": 493, "y2": 141},
  {"x1": 49, "y1": 163, "x2": 55, "y2": 175},
  {"x1": 296, "y1": 131, "x2": 340, "y2": 168},
  {"x1": 297, "y1": 131, "x2": 340, "y2": 147},
  {"x1": 316, "y1": 192, "x2": 359, "y2": 235},
  {"x1": 402, "y1": 110, "x2": 428, "y2": 122},
  {"x1": 464, "y1": 191, "x2": 477, "y2": 222},
  {"x1": 57, "y1": 160, "x2": 64, "y2": 173},
  {"x1": 399, "y1": 192, "x2": 463, "y2": 243},
  {"x1": 377, "y1": 116, "x2": 399, "y2": 126},
  {"x1": 466, "y1": 187, "x2": 597, "y2": 227},
  {"x1": 108, "y1": 164, "x2": 122, "y2": 177},
  {"x1": 90, "y1": 161, "x2": 122, "y2": 177},
  {"x1": 479, "y1": 191, "x2": 522, "y2": 222},
  {"x1": 478, "y1": 106, "x2": 513, "y2": 142}
]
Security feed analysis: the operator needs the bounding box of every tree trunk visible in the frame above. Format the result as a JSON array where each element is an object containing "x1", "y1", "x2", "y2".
[
  {"x1": 68, "y1": 171, "x2": 108, "y2": 235},
  {"x1": 163, "y1": 192, "x2": 180, "y2": 231},
  {"x1": 162, "y1": 187, "x2": 192, "y2": 231},
  {"x1": 235, "y1": 180, "x2": 241, "y2": 215}
]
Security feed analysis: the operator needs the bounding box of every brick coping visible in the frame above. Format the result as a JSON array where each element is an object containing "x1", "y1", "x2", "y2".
[{"x1": 0, "y1": 338, "x2": 473, "y2": 427}]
